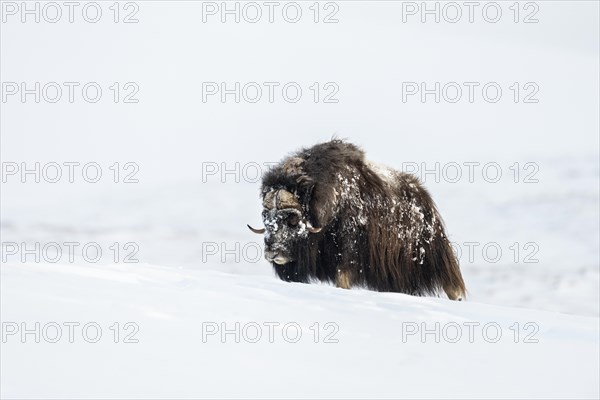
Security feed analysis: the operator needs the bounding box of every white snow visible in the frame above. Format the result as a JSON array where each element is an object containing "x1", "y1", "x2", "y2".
[
  {"x1": 1, "y1": 261, "x2": 598, "y2": 399},
  {"x1": 367, "y1": 161, "x2": 398, "y2": 185}
]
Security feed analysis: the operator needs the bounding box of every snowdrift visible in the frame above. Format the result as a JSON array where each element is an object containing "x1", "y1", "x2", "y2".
[{"x1": 1, "y1": 262, "x2": 598, "y2": 399}]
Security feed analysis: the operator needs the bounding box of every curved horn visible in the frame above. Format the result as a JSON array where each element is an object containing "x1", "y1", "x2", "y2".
[
  {"x1": 307, "y1": 226, "x2": 322, "y2": 234},
  {"x1": 247, "y1": 224, "x2": 266, "y2": 234}
]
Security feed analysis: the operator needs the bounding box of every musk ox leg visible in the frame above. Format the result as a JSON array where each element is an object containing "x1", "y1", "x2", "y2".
[
  {"x1": 336, "y1": 269, "x2": 352, "y2": 289},
  {"x1": 443, "y1": 284, "x2": 464, "y2": 301}
]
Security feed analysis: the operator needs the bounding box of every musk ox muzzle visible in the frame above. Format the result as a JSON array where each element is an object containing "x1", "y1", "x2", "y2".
[{"x1": 247, "y1": 188, "x2": 322, "y2": 266}]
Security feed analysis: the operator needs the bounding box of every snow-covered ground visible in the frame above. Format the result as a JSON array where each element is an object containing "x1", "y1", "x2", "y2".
[
  {"x1": 1, "y1": 1, "x2": 599, "y2": 398},
  {"x1": 2, "y1": 261, "x2": 599, "y2": 399}
]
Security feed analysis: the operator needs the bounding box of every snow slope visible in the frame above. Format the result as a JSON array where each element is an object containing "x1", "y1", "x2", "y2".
[{"x1": 1, "y1": 262, "x2": 598, "y2": 399}]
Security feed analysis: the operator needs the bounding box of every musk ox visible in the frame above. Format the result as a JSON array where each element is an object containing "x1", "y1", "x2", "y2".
[{"x1": 247, "y1": 140, "x2": 466, "y2": 300}]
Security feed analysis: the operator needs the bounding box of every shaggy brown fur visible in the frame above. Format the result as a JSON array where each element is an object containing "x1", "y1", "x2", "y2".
[{"x1": 250, "y1": 140, "x2": 466, "y2": 300}]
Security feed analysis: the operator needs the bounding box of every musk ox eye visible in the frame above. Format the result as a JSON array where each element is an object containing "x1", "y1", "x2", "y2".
[{"x1": 287, "y1": 214, "x2": 299, "y2": 227}]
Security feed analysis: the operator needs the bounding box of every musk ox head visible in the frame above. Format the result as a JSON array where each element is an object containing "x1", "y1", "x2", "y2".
[{"x1": 247, "y1": 188, "x2": 321, "y2": 265}]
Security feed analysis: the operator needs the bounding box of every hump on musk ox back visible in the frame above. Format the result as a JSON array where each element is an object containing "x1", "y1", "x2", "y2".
[{"x1": 256, "y1": 140, "x2": 466, "y2": 300}]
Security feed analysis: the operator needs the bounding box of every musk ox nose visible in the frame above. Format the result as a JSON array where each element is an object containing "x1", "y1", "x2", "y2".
[
  {"x1": 264, "y1": 250, "x2": 288, "y2": 265},
  {"x1": 264, "y1": 249, "x2": 278, "y2": 262}
]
